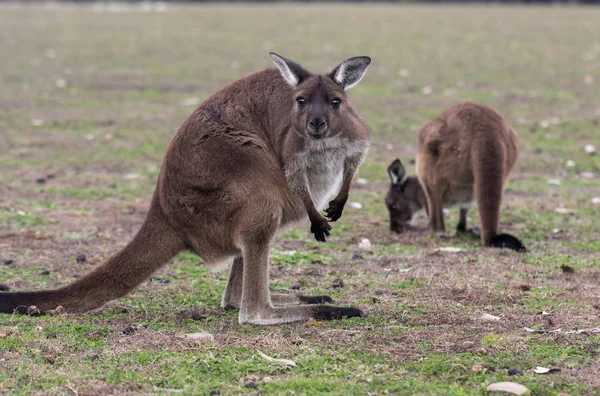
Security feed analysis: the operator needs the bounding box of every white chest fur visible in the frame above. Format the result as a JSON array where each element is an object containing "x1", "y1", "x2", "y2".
[{"x1": 285, "y1": 136, "x2": 368, "y2": 211}]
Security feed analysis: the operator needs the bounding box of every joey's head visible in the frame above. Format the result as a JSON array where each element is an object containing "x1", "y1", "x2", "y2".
[
  {"x1": 385, "y1": 159, "x2": 421, "y2": 233},
  {"x1": 269, "y1": 52, "x2": 371, "y2": 140}
]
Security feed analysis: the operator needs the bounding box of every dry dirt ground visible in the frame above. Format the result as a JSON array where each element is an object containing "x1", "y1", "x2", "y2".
[{"x1": 0, "y1": 3, "x2": 599, "y2": 395}]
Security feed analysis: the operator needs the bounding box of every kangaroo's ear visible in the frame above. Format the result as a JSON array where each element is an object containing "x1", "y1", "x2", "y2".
[
  {"x1": 387, "y1": 159, "x2": 407, "y2": 186},
  {"x1": 329, "y1": 56, "x2": 371, "y2": 90},
  {"x1": 269, "y1": 52, "x2": 310, "y2": 87}
]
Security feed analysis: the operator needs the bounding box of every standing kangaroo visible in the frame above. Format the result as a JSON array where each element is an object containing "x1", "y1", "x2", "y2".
[
  {"x1": 0, "y1": 53, "x2": 372, "y2": 325},
  {"x1": 385, "y1": 102, "x2": 525, "y2": 252}
]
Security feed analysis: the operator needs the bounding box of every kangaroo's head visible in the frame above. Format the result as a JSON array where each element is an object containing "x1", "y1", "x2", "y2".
[
  {"x1": 385, "y1": 159, "x2": 423, "y2": 233},
  {"x1": 269, "y1": 52, "x2": 370, "y2": 140}
]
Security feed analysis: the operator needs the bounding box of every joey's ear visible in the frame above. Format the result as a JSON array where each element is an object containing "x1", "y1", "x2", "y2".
[
  {"x1": 387, "y1": 159, "x2": 407, "y2": 186},
  {"x1": 329, "y1": 56, "x2": 371, "y2": 90},
  {"x1": 268, "y1": 52, "x2": 310, "y2": 87}
]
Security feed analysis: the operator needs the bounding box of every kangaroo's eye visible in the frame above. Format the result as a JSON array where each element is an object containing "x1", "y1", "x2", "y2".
[
  {"x1": 331, "y1": 98, "x2": 341, "y2": 108},
  {"x1": 296, "y1": 97, "x2": 306, "y2": 106}
]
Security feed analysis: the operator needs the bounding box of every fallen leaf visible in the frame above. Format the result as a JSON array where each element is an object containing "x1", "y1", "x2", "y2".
[
  {"x1": 180, "y1": 332, "x2": 214, "y2": 343},
  {"x1": 124, "y1": 173, "x2": 141, "y2": 180},
  {"x1": 436, "y1": 247, "x2": 464, "y2": 253},
  {"x1": 554, "y1": 207, "x2": 574, "y2": 214},
  {"x1": 533, "y1": 366, "x2": 561, "y2": 374},
  {"x1": 181, "y1": 97, "x2": 200, "y2": 107},
  {"x1": 257, "y1": 350, "x2": 296, "y2": 367},
  {"x1": 306, "y1": 321, "x2": 326, "y2": 328},
  {"x1": 480, "y1": 313, "x2": 500, "y2": 321},
  {"x1": 486, "y1": 382, "x2": 529, "y2": 395}
]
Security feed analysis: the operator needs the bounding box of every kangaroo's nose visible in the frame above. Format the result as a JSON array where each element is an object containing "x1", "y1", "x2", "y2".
[{"x1": 307, "y1": 117, "x2": 328, "y2": 137}]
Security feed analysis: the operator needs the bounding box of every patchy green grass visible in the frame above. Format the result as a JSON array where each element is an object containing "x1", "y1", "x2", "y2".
[{"x1": 1, "y1": 3, "x2": 600, "y2": 395}]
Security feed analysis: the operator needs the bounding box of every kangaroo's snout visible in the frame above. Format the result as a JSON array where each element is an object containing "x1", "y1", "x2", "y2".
[{"x1": 307, "y1": 117, "x2": 328, "y2": 138}]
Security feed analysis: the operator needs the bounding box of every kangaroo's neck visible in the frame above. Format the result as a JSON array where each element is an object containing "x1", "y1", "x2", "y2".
[{"x1": 405, "y1": 176, "x2": 428, "y2": 211}]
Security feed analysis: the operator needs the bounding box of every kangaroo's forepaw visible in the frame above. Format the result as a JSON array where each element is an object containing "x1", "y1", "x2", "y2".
[
  {"x1": 324, "y1": 199, "x2": 345, "y2": 222},
  {"x1": 312, "y1": 305, "x2": 366, "y2": 320},
  {"x1": 298, "y1": 295, "x2": 334, "y2": 305},
  {"x1": 311, "y1": 220, "x2": 332, "y2": 242}
]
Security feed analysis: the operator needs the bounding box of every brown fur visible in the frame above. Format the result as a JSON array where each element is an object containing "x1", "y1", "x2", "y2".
[
  {"x1": 386, "y1": 102, "x2": 525, "y2": 251},
  {"x1": 0, "y1": 53, "x2": 372, "y2": 324}
]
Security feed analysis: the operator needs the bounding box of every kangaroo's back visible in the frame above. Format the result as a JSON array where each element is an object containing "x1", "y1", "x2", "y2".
[{"x1": 412, "y1": 102, "x2": 525, "y2": 251}]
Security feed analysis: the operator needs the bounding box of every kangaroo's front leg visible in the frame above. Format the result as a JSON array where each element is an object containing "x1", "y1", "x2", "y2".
[
  {"x1": 297, "y1": 177, "x2": 332, "y2": 242},
  {"x1": 325, "y1": 152, "x2": 365, "y2": 222}
]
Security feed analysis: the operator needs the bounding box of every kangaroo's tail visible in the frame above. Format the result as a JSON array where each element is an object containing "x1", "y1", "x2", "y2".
[
  {"x1": 0, "y1": 200, "x2": 185, "y2": 314},
  {"x1": 472, "y1": 137, "x2": 526, "y2": 253}
]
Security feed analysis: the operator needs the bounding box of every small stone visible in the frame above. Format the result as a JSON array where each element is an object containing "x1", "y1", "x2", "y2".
[
  {"x1": 508, "y1": 367, "x2": 523, "y2": 376},
  {"x1": 40, "y1": 270, "x2": 50, "y2": 276},
  {"x1": 519, "y1": 285, "x2": 531, "y2": 291},
  {"x1": 290, "y1": 284, "x2": 301, "y2": 290},
  {"x1": 27, "y1": 306, "x2": 41, "y2": 316},
  {"x1": 311, "y1": 259, "x2": 323, "y2": 265},
  {"x1": 46, "y1": 333, "x2": 57, "y2": 339},
  {"x1": 3, "y1": 259, "x2": 13, "y2": 265},
  {"x1": 123, "y1": 326, "x2": 136, "y2": 335},
  {"x1": 209, "y1": 391, "x2": 221, "y2": 396},
  {"x1": 48, "y1": 306, "x2": 65, "y2": 316},
  {"x1": 560, "y1": 264, "x2": 574, "y2": 273},
  {"x1": 358, "y1": 238, "x2": 372, "y2": 250},
  {"x1": 244, "y1": 381, "x2": 257, "y2": 389},
  {"x1": 585, "y1": 144, "x2": 596, "y2": 155},
  {"x1": 332, "y1": 278, "x2": 344, "y2": 288},
  {"x1": 76, "y1": 253, "x2": 87, "y2": 264},
  {"x1": 45, "y1": 355, "x2": 55, "y2": 364},
  {"x1": 472, "y1": 363, "x2": 486, "y2": 373},
  {"x1": 262, "y1": 376, "x2": 274, "y2": 384},
  {"x1": 0, "y1": 283, "x2": 9, "y2": 292},
  {"x1": 46, "y1": 173, "x2": 55, "y2": 179},
  {"x1": 351, "y1": 252, "x2": 364, "y2": 260},
  {"x1": 90, "y1": 354, "x2": 100, "y2": 362},
  {"x1": 86, "y1": 330, "x2": 101, "y2": 340},
  {"x1": 151, "y1": 277, "x2": 170, "y2": 284},
  {"x1": 35, "y1": 178, "x2": 46, "y2": 184},
  {"x1": 73, "y1": 274, "x2": 81, "y2": 279},
  {"x1": 180, "y1": 309, "x2": 207, "y2": 321}
]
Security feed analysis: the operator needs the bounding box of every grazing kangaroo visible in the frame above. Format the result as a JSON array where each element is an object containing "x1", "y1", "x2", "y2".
[
  {"x1": 385, "y1": 102, "x2": 525, "y2": 252},
  {"x1": 0, "y1": 53, "x2": 372, "y2": 324}
]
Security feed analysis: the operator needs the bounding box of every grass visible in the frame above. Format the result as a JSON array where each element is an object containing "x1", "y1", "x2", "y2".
[{"x1": 1, "y1": 3, "x2": 600, "y2": 395}]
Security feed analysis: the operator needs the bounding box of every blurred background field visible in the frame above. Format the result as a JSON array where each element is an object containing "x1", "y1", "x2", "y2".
[{"x1": 0, "y1": 3, "x2": 599, "y2": 394}]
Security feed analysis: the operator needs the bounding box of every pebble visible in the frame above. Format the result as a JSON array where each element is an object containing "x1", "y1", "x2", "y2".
[
  {"x1": 76, "y1": 253, "x2": 87, "y2": 264},
  {"x1": 122, "y1": 326, "x2": 137, "y2": 335},
  {"x1": 244, "y1": 381, "x2": 257, "y2": 389},
  {"x1": 332, "y1": 278, "x2": 344, "y2": 288},
  {"x1": 508, "y1": 367, "x2": 523, "y2": 376},
  {"x1": 2, "y1": 259, "x2": 13, "y2": 265},
  {"x1": 40, "y1": 270, "x2": 50, "y2": 276}
]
